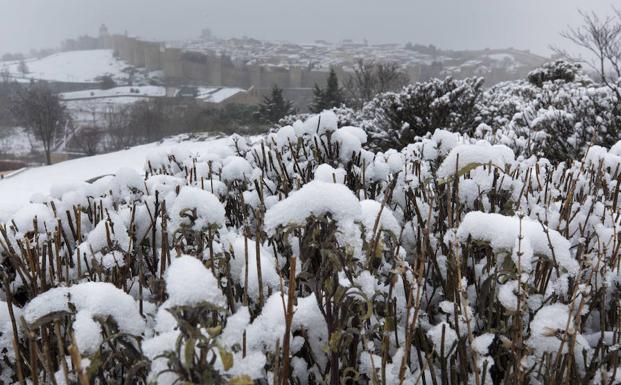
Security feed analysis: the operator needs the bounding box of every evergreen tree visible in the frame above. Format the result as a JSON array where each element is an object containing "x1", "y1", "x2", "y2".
[
  {"x1": 311, "y1": 68, "x2": 345, "y2": 112},
  {"x1": 258, "y1": 85, "x2": 295, "y2": 124}
]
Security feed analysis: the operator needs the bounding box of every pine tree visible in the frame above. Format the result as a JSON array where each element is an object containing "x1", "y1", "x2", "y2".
[
  {"x1": 311, "y1": 68, "x2": 345, "y2": 112},
  {"x1": 311, "y1": 84, "x2": 325, "y2": 113},
  {"x1": 258, "y1": 85, "x2": 295, "y2": 124}
]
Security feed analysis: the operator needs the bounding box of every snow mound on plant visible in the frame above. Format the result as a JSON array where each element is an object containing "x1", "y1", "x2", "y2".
[
  {"x1": 23, "y1": 282, "x2": 144, "y2": 354},
  {"x1": 165, "y1": 255, "x2": 226, "y2": 308},
  {"x1": 457, "y1": 212, "x2": 578, "y2": 274},
  {"x1": 437, "y1": 142, "x2": 515, "y2": 179},
  {"x1": 169, "y1": 186, "x2": 226, "y2": 230},
  {"x1": 264, "y1": 180, "x2": 362, "y2": 234}
]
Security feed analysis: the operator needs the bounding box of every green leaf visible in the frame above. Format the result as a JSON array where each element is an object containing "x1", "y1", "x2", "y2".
[
  {"x1": 229, "y1": 375, "x2": 253, "y2": 385},
  {"x1": 184, "y1": 337, "x2": 196, "y2": 369},
  {"x1": 328, "y1": 330, "x2": 342, "y2": 352},
  {"x1": 207, "y1": 325, "x2": 223, "y2": 337},
  {"x1": 219, "y1": 347, "x2": 234, "y2": 371}
]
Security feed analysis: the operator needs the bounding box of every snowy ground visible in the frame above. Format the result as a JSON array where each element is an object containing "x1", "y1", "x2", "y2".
[
  {"x1": 0, "y1": 50, "x2": 129, "y2": 83},
  {"x1": 0, "y1": 135, "x2": 231, "y2": 221},
  {"x1": 0, "y1": 127, "x2": 34, "y2": 157},
  {"x1": 60, "y1": 86, "x2": 168, "y2": 100}
]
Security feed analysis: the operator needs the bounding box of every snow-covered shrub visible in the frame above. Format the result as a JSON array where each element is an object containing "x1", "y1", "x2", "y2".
[
  {"x1": 361, "y1": 76, "x2": 484, "y2": 150},
  {"x1": 479, "y1": 62, "x2": 621, "y2": 161},
  {"x1": 527, "y1": 60, "x2": 586, "y2": 87},
  {"x1": 356, "y1": 61, "x2": 620, "y2": 163},
  {"x1": 0, "y1": 109, "x2": 620, "y2": 385}
]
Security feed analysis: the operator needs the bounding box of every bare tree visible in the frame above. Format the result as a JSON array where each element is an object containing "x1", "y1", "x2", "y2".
[
  {"x1": 346, "y1": 59, "x2": 378, "y2": 107},
  {"x1": 72, "y1": 126, "x2": 103, "y2": 156},
  {"x1": 554, "y1": 9, "x2": 621, "y2": 95},
  {"x1": 104, "y1": 105, "x2": 133, "y2": 150},
  {"x1": 17, "y1": 60, "x2": 29, "y2": 76},
  {"x1": 345, "y1": 59, "x2": 409, "y2": 108},
  {"x1": 376, "y1": 62, "x2": 410, "y2": 93},
  {"x1": 10, "y1": 82, "x2": 66, "y2": 164},
  {"x1": 0, "y1": 67, "x2": 9, "y2": 83}
]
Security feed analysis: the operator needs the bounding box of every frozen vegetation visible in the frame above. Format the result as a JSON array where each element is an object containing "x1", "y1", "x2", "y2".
[{"x1": 0, "y1": 61, "x2": 620, "y2": 385}]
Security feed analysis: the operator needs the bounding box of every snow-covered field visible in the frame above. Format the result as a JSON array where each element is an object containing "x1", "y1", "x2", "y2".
[
  {"x1": 0, "y1": 135, "x2": 230, "y2": 221},
  {"x1": 1, "y1": 49, "x2": 129, "y2": 83},
  {"x1": 60, "y1": 85, "x2": 168, "y2": 100},
  {"x1": 0, "y1": 127, "x2": 33, "y2": 156},
  {"x1": 60, "y1": 85, "x2": 247, "y2": 106}
]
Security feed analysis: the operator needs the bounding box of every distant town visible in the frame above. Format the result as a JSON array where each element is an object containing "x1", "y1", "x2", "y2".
[{"x1": 0, "y1": 25, "x2": 550, "y2": 167}]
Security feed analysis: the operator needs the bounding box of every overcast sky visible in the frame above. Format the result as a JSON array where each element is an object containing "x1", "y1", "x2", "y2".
[{"x1": 0, "y1": 0, "x2": 618, "y2": 56}]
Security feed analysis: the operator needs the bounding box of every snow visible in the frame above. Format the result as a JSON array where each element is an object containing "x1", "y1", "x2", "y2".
[
  {"x1": 23, "y1": 282, "x2": 144, "y2": 354},
  {"x1": 298, "y1": 110, "x2": 338, "y2": 136},
  {"x1": 86, "y1": 215, "x2": 130, "y2": 252},
  {"x1": 225, "y1": 236, "x2": 281, "y2": 300},
  {"x1": 497, "y1": 280, "x2": 519, "y2": 311},
  {"x1": 0, "y1": 127, "x2": 33, "y2": 156},
  {"x1": 3, "y1": 50, "x2": 128, "y2": 83},
  {"x1": 333, "y1": 127, "x2": 363, "y2": 161},
  {"x1": 527, "y1": 304, "x2": 589, "y2": 355},
  {"x1": 584, "y1": 145, "x2": 621, "y2": 171},
  {"x1": 264, "y1": 180, "x2": 362, "y2": 235},
  {"x1": 359, "y1": 199, "x2": 400, "y2": 240},
  {"x1": 275, "y1": 125, "x2": 297, "y2": 148},
  {"x1": 221, "y1": 156, "x2": 254, "y2": 181},
  {"x1": 244, "y1": 292, "x2": 286, "y2": 351},
  {"x1": 0, "y1": 301, "x2": 22, "y2": 361},
  {"x1": 314, "y1": 163, "x2": 346, "y2": 183},
  {"x1": 60, "y1": 86, "x2": 167, "y2": 100},
  {"x1": 437, "y1": 142, "x2": 515, "y2": 179},
  {"x1": 195, "y1": 87, "x2": 245, "y2": 103},
  {"x1": 220, "y1": 306, "x2": 250, "y2": 347},
  {"x1": 169, "y1": 186, "x2": 226, "y2": 230},
  {"x1": 0, "y1": 136, "x2": 236, "y2": 221},
  {"x1": 10, "y1": 203, "x2": 55, "y2": 233},
  {"x1": 3, "y1": 94, "x2": 621, "y2": 384},
  {"x1": 457, "y1": 212, "x2": 578, "y2": 274},
  {"x1": 164, "y1": 255, "x2": 226, "y2": 308},
  {"x1": 472, "y1": 333, "x2": 495, "y2": 356},
  {"x1": 427, "y1": 322, "x2": 458, "y2": 355}
]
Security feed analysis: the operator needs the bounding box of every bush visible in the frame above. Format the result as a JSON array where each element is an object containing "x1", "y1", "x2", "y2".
[
  {"x1": 2, "y1": 111, "x2": 620, "y2": 384},
  {"x1": 361, "y1": 77, "x2": 484, "y2": 151},
  {"x1": 527, "y1": 60, "x2": 584, "y2": 87}
]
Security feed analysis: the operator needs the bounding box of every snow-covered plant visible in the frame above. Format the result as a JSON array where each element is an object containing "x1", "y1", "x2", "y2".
[
  {"x1": 0, "y1": 106, "x2": 620, "y2": 385},
  {"x1": 361, "y1": 76, "x2": 484, "y2": 150},
  {"x1": 527, "y1": 60, "x2": 587, "y2": 87}
]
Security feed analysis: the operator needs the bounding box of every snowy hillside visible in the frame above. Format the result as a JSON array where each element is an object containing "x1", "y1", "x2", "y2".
[
  {"x1": 60, "y1": 85, "x2": 168, "y2": 100},
  {"x1": 1, "y1": 49, "x2": 132, "y2": 83}
]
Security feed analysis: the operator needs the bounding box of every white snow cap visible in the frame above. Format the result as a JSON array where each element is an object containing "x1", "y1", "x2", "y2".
[
  {"x1": 221, "y1": 156, "x2": 253, "y2": 182},
  {"x1": 23, "y1": 282, "x2": 144, "y2": 355},
  {"x1": 427, "y1": 321, "x2": 458, "y2": 355},
  {"x1": 437, "y1": 142, "x2": 515, "y2": 179},
  {"x1": 457, "y1": 212, "x2": 578, "y2": 274},
  {"x1": 264, "y1": 180, "x2": 362, "y2": 235},
  {"x1": 11, "y1": 203, "x2": 55, "y2": 234},
  {"x1": 300, "y1": 110, "x2": 338, "y2": 136},
  {"x1": 527, "y1": 303, "x2": 589, "y2": 355},
  {"x1": 169, "y1": 186, "x2": 226, "y2": 230},
  {"x1": 165, "y1": 255, "x2": 226, "y2": 308},
  {"x1": 314, "y1": 163, "x2": 346, "y2": 184},
  {"x1": 360, "y1": 199, "x2": 400, "y2": 240}
]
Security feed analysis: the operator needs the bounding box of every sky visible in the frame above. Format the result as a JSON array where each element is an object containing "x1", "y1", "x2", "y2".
[{"x1": 0, "y1": 0, "x2": 618, "y2": 57}]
